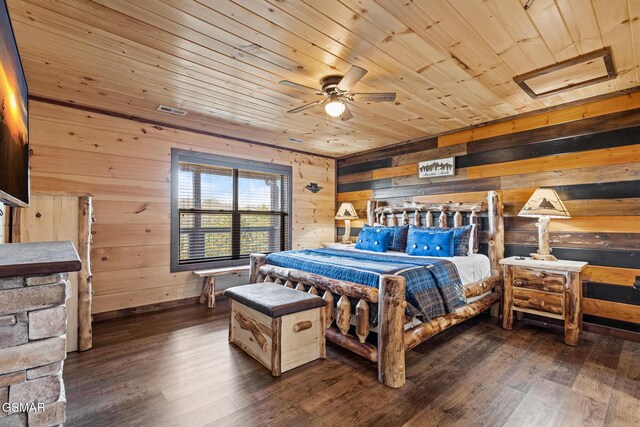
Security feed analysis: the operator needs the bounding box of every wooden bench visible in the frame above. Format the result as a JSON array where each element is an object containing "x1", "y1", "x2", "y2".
[
  {"x1": 192, "y1": 265, "x2": 250, "y2": 308},
  {"x1": 225, "y1": 284, "x2": 326, "y2": 377}
]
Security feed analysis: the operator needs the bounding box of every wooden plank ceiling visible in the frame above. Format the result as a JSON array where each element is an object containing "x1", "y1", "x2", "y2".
[{"x1": 8, "y1": 0, "x2": 640, "y2": 157}]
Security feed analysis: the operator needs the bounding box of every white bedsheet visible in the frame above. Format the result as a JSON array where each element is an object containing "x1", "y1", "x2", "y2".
[
  {"x1": 332, "y1": 247, "x2": 491, "y2": 285},
  {"x1": 445, "y1": 254, "x2": 491, "y2": 285}
]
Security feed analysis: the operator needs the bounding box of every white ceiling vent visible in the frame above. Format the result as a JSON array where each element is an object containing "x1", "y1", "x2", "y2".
[{"x1": 156, "y1": 105, "x2": 188, "y2": 116}]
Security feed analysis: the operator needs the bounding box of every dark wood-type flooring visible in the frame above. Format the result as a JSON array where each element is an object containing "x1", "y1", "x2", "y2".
[{"x1": 64, "y1": 300, "x2": 640, "y2": 427}]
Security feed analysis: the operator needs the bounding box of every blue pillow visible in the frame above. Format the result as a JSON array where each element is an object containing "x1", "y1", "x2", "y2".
[
  {"x1": 355, "y1": 228, "x2": 392, "y2": 252},
  {"x1": 409, "y1": 224, "x2": 473, "y2": 256},
  {"x1": 362, "y1": 224, "x2": 409, "y2": 252},
  {"x1": 405, "y1": 228, "x2": 455, "y2": 257}
]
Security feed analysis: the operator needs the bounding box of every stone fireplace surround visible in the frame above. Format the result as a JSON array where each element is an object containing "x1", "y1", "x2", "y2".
[{"x1": 0, "y1": 241, "x2": 81, "y2": 426}]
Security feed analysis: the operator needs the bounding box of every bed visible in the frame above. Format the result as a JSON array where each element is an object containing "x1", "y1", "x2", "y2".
[{"x1": 249, "y1": 190, "x2": 505, "y2": 388}]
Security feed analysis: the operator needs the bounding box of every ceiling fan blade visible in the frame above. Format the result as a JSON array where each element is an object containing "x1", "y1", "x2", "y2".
[
  {"x1": 341, "y1": 104, "x2": 354, "y2": 121},
  {"x1": 286, "y1": 99, "x2": 324, "y2": 114},
  {"x1": 337, "y1": 65, "x2": 368, "y2": 92},
  {"x1": 279, "y1": 80, "x2": 320, "y2": 94},
  {"x1": 350, "y1": 92, "x2": 397, "y2": 102}
]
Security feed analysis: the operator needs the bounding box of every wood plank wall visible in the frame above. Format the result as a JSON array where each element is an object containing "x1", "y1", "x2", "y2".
[
  {"x1": 337, "y1": 93, "x2": 640, "y2": 333},
  {"x1": 27, "y1": 101, "x2": 336, "y2": 314}
]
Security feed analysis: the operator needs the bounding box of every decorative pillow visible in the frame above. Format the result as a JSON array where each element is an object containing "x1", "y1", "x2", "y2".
[
  {"x1": 452, "y1": 224, "x2": 474, "y2": 256},
  {"x1": 405, "y1": 228, "x2": 455, "y2": 257},
  {"x1": 410, "y1": 224, "x2": 473, "y2": 256},
  {"x1": 362, "y1": 223, "x2": 409, "y2": 252},
  {"x1": 467, "y1": 224, "x2": 476, "y2": 255},
  {"x1": 355, "y1": 228, "x2": 392, "y2": 252}
]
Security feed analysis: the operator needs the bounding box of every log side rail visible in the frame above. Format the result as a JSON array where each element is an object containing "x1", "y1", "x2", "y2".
[{"x1": 404, "y1": 289, "x2": 502, "y2": 350}]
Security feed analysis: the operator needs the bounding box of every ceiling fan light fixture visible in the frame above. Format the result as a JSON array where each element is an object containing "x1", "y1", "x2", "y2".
[
  {"x1": 281, "y1": 65, "x2": 396, "y2": 118},
  {"x1": 325, "y1": 94, "x2": 345, "y2": 117}
]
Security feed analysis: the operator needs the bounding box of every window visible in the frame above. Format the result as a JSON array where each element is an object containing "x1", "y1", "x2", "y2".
[{"x1": 171, "y1": 149, "x2": 291, "y2": 271}]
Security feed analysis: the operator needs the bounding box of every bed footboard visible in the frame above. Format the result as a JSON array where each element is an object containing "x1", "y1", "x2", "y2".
[{"x1": 249, "y1": 254, "x2": 407, "y2": 388}]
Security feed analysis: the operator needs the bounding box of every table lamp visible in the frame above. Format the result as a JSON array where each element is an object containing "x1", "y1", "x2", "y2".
[
  {"x1": 518, "y1": 188, "x2": 571, "y2": 261},
  {"x1": 335, "y1": 202, "x2": 359, "y2": 244}
]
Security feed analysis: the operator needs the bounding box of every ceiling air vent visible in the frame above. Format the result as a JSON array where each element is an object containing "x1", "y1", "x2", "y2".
[{"x1": 156, "y1": 105, "x2": 188, "y2": 116}]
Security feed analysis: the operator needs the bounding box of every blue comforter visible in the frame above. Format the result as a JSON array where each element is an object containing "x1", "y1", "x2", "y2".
[{"x1": 265, "y1": 248, "x2": 466, "y2": 320}]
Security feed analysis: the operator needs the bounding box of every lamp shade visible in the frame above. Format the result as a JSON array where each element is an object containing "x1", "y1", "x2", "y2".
[
  {"x1": 335, "y1": 202, "x2": 359, "y2": 220},
  {"x1": 518, "y1": 188, "x2": 571, "y2": 219}
]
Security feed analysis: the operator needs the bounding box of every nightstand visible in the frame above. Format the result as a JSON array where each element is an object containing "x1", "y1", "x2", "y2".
[
  {"x1": 500, "y1": 256, "x2": 588, "y2": 346},
  {"x1": 320, "y1": 242, "x2": 356, "y2": 249}
]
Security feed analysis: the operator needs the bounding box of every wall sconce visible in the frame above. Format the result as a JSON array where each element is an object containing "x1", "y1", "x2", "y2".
[{"x1": 305, "y1": 183, "x2": 323, "y2": 193}]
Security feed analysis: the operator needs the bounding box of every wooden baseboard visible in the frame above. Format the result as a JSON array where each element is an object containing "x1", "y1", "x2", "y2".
[
  {"x1": 92, "y1": 297, "x2": 201, "y2": 322},
  {"x1": 582, "y1": 322, "x2": 640, "y2": 343},
  {"x1": 520, "y1": 313, "x2": 640, "y2": 343}
]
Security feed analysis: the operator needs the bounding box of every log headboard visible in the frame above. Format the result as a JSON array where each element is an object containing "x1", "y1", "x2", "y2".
[{"x1": 365, "y1": 190, "x2": 505, "y2": 276}]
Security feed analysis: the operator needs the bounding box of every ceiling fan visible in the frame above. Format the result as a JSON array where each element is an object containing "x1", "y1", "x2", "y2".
[{"x1": 280, "y1": 65, "x2": 396, "y2": 121}]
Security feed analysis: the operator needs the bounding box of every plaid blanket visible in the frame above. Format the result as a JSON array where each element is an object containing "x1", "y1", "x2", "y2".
[{"x1": 265, "y1": 248, "x2": 466, "y2": 321}]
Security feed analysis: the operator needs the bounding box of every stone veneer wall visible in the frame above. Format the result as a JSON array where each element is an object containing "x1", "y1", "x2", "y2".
[{"x1": 0, "y1": 273, "x2": 70, "y2": 426}]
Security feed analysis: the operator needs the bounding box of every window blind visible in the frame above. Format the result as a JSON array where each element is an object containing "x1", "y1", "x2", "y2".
[{"x1": 176, "y1": 160, "x2": 290, "y2": 266}]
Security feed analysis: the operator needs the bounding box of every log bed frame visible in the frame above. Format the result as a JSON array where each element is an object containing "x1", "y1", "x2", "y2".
[{"x1": 249, "y1": 190, "x2": 505, "y2": 388}]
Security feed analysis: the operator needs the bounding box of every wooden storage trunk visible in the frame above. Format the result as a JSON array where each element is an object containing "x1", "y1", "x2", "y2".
[{"x1": 226, "y1": 284, "x2": 326, "y2": 377}]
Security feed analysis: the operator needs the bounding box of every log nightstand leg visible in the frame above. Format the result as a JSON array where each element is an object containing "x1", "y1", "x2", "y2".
[
  {"x1": 502, "y1": 266, "x2": 514, "y2": 330},
  {"x1": 564, "y1": 271, "x2": 581, "y2": 346}
]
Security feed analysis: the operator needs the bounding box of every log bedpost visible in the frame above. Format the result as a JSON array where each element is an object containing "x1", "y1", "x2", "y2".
[
  {"x1": 377, "y1": 275, "x2": 406, "y2": 388},
  {"x1": 487, "y1": 190, "x2": 504, "y2": 318},
  {"x1": 366, "y1": 200, "x2": 377, "y2": 226},
  {"x1": 487, "y1": 191, "x2": 504, "y2": 277},
  {"x1": 414, "y1": 210, "x2": 421, "y2": 226},
  {"x1": 78, "y1": 196, "x2": 93, "y2": 351},
  {"x1": 250, "y1": 254, "x2": 267, "y2": 283}
]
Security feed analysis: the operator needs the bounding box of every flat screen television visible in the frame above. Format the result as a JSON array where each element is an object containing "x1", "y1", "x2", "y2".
[{"x1": 0, "y1": 0, "x2": 28, "y2": 207}]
